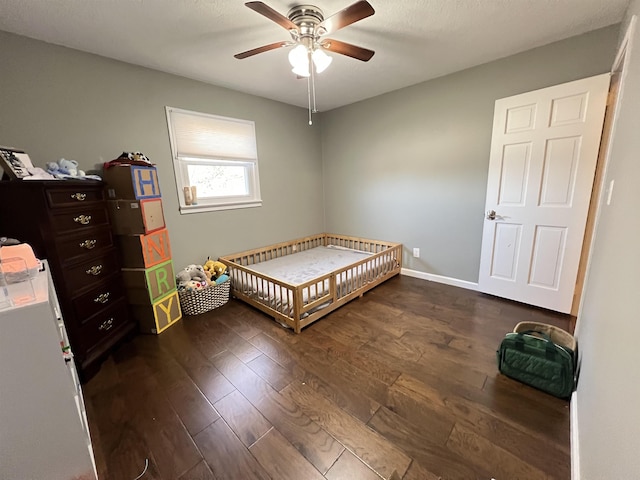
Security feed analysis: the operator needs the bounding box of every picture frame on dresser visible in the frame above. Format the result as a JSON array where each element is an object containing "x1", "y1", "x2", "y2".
[{"x1": 0, "y1": 146, "x2": 34, "y2": 180}]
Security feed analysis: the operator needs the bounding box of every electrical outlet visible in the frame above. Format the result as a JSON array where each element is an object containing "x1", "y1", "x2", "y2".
[{"x1": 413, "y1": 248, "x2": 420, "y2": 258}]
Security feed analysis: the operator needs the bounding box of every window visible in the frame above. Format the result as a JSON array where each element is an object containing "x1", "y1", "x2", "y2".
[{"x1": 165, "y1": 106, "x2": 261, "y2": 213}]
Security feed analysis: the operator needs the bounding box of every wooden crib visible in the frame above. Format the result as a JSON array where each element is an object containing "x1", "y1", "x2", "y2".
[{"x1": 218, "y1": 233, "x2": 403, "y2": 333}]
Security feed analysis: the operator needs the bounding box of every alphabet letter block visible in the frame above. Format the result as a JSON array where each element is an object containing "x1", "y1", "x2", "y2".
[{"x1": 133, "y1": 290, "x2": 182, "y2": 334}]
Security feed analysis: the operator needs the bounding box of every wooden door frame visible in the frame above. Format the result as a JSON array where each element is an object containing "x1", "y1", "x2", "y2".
[{"x1": 571, "y1": 16, "x2": 637, "y2": 321}]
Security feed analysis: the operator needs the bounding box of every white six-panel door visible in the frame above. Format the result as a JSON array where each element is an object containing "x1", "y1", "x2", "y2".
[{"x1": 478, "y1": 74, "x2": 610, "y2": 313}]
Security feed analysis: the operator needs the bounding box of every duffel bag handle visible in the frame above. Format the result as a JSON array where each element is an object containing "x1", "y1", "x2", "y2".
[{"x1": 514, "y1": 329, "x2": 557, "y2": 359}]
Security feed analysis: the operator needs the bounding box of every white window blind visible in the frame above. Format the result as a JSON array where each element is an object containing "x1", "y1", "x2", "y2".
[
  {"x1": 170, "y1": 110, "x2": 257, "y2": 160},
  {"x1": 166, "y1": 107, "x2": 261, "y2": 213}
]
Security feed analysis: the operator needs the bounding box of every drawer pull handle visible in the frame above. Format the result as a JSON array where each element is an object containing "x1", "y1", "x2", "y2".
[
  {"x1": 99, "y1": 318, "x2": 114, "y2": 331},
  {"x1": 94, "y1": 292, "x2": 110, "y2": 304},
  {"x1": 71, "y1": 193, "x2": 87, "y2": 201},
  {"x1": 79, "y1": 239, "x2": 97, "y2": 250},
  {"x1": 74, "y1": 214, "x2": 92, "y2": 225},
  {"x1": 85, "y1": 265, "x2": 103, "y2": 276}
]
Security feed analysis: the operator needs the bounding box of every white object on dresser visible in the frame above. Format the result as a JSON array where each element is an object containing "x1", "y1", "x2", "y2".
[{"x1": 0, "y1": 261, "x2": 97, "y2": 480}]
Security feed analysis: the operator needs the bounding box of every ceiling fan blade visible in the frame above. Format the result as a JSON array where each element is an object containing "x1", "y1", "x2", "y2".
[
  {"x1": 318, "y1": 1, "x2": 375, "y2": 35},
  {"x1": 234, "y1": 41, "x2": 290, "y2": 59},
  {"x1": 322, "y1": 39, "x2": 375, "y2": 61},
  {"x1": 245, "y1": 2, "x2": 298, "y2": 31}
]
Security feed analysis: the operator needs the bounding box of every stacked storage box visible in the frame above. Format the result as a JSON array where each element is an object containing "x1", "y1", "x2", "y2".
[{"x1": 103, "y1": 164, "x2": 182, "y2": 334}]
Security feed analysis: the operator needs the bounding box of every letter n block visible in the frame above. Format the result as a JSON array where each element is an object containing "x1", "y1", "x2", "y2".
[{"x1": 142, "y1": 228, "x2": 172, "y2": 267}]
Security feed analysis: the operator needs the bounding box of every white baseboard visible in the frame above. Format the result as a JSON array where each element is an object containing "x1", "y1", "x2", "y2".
[
  {"x1": 401, "y1": 268, "x2": 479, "y2": 291},
  {"x1": 571, "y1": 391, "x2": 580, "y2": 480}
]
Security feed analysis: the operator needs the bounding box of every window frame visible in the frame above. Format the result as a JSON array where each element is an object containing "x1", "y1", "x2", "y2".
[{"x1": 165, "y1": 106, "x2": 262, "y2": 214}]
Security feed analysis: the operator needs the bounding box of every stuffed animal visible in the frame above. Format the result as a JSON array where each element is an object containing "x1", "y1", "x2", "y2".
[
  {"x1": 46, "y1": 158, "x2": 92, "y2": 179},
  {"x1": 211, "y1": 261, "x2": 227, "y2": 279},
  {"x1": 202, "y1": 268, "x2": 214, "y2": 286},
  {"x1": 176, "y1": 264, "x2": 209, "y2": 290},
  {"x1": 60, "y1": 158, "x2": 85, "y2": 176},
  {"x1": 185, "y1": 264, "x2": 208, "y2": 282},
  {"x1": 203, "y1": 257, "x2": 216, "y2": 276},
  {"x1": 184, "y1": 280, "x2": 207, "y2": 292},
  {"x1": 203, "y1": 258, "x2": 227, "y2": 281}
]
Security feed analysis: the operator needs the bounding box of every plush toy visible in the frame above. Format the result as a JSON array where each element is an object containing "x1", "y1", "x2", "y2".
[
  {"x1": 185, "y1": 264, "x2": 208, "y2": 282},
  {"x1": 203, "y1": 257, "x2": 216, "y2": 275},
  {"x1": 203, "y1": 257, "x2": 227, "y2": 281},
  {"x1": 202, "y1": 268, "x2": 214, "y2": 286},
  {"x1": 60, "y1": 158, "x2": 84, "y2": 176},
  {"x1": 176, "y1": 264, "x2": 209, "y2": 290},
  {"x1": 184, "y1": 280, "x2": 207, "y2": 292},
  {"x1": 211, "y1": 261, "x2": 227, "y2": 279},
  {"x1": 46, "y1": 158, "x2": 98, "y2": 179}
]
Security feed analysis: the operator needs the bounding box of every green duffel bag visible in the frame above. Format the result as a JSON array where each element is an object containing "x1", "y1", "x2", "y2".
[{"x1": 496, "y1": 328, "x2": 576, "y2": 399}]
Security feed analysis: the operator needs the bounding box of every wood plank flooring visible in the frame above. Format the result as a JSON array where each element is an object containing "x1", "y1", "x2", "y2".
[{"x1": 84, "y1": 275, "x2": 572, "y2": 480}]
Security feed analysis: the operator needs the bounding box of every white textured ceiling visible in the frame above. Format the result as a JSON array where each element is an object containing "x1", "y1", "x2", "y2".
[{"x1": 0, "y1": 0, "x2": 628, "y2": 111}]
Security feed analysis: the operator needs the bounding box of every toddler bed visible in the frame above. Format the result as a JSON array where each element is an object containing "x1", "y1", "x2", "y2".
[{"x1": 218, "y1": 233, "x2": 402, "y2": 332}]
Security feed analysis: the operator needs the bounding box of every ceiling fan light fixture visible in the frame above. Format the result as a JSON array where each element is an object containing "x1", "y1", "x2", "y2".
[
  {"x1": 312, "y1": 48, "x2": 332, "y2": 73},
  {"x1": 291, "y1": 64, "x2": 310, "y2": 77},
  {"x1": 288, "y1": 44, "x2": 308, "y2": 69}
]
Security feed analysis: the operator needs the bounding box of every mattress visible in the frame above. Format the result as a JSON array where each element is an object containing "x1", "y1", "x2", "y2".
[{"x1": 247, "y1": 245, "x2": 372, "y2": 284}]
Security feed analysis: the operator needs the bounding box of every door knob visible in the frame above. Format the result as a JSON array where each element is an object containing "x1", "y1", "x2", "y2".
[{"x1": 486, "y1": 210, "x2": 497, "y2": 220}]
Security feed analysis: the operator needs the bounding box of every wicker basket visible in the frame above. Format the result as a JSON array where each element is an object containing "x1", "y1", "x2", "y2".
[
  {"x1": 178, "y1": 279, "x2": 230, "y2": 316},
  {"x1": 513, "y1": 321, "x2": 577, "y2": 353}
]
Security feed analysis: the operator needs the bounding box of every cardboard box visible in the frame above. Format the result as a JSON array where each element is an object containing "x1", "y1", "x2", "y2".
[
  {"x1": 108, "y1": 198, "x2": 165, "y2": 235},
  {"x1": 104, "y1": 165, "x2": 161, "y2": 200},
  {"x1": 117, "y1": 228, "x2": 172, "y2": 268},
  {"x1": 132, "y1": 290, "x2": 182, "y2": 334},
  {"x1": 122, "y1": 260, "x2": 176, "y2": 304}
]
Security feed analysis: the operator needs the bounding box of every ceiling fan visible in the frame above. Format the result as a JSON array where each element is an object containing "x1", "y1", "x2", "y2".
[{"x1": 234, "y1": 1, "x2": 376, "y2": 76}]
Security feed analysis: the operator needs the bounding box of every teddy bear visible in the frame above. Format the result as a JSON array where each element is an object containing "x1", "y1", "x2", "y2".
[{"x1": 46, "y1": 158, "x2": 86, "y2": 177}]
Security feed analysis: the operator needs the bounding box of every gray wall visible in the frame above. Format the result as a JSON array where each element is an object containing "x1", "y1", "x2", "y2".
[
  {"x1": 0, "y1": 31, "x2": 324, "y2": 269},
  {"x1": 575, "y1": 4, "x2": 640, "y2": 479},
  {"x1": 320, "y1": 26, "x2": 619, "y2": 282}
]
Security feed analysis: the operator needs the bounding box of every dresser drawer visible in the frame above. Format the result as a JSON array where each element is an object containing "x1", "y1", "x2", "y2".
[
  {"x1": 51, "y1": 207, "x2": 110, "y2": 234},
  {"x1": 46, "y1": 187, "x2": 105, "y2": 209},
  {"x1": 56, "y1": 226, "x2": 114, "y2": 263},
  {"x1": 72, "y1": 276, "x2": 126, "y2": 323},
  {"x1": 65, "y1": 251, "x2": 122, "y2": 293},
  {"x1": 77, "y1": 299, "x2": 129, "y2": 353}
]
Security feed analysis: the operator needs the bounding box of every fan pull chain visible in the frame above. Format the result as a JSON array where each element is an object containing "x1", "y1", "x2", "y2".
[
  {"x1": 311, "y1": 57, "x2": 317, "y2": 114},
  {"x1": 307, "y1": 50, "x2": 314, "y2": 125},
  {"x1": 307, "y1": 74, "x2": 312, "y2": 125}
]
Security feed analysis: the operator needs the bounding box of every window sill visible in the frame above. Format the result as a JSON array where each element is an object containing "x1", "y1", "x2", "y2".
[{"x1": 179, "y1": 200, "x2": 262, "y2": 214}]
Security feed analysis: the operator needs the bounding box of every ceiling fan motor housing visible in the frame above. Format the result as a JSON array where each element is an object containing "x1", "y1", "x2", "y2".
[{"x1": 287, "y1": 5, "x2": 325, "y2": 41}]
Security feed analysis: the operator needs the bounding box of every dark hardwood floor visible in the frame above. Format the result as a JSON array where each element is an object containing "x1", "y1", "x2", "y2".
[{"x1": 84, "y1": 275, "x2": 572, "y2": 480}]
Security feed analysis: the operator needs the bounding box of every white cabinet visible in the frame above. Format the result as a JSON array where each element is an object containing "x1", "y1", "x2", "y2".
[{"x1": 0, "y1": 263, "x2": 97, "y2": 480}]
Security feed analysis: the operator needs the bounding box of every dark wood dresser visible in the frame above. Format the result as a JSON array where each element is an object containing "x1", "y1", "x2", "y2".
[{"x1": 0, "y1": 180, "x2": 136, "y2": 380}]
